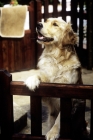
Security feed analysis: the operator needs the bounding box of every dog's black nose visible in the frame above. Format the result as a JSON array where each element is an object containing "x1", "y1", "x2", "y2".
[{"x1": 37, "y1": 22, "x2": 43, "y2": 30}]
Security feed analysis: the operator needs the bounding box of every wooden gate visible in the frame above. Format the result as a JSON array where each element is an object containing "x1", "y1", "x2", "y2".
[
  {"x1": 0, "y1": 70, "x2": 93, "y2": 140},
  {"x1": 41, "y1": 0, "x2": 93, "y2": 69}
]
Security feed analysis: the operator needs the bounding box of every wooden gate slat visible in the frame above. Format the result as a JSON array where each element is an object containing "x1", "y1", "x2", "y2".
[
  {"x1": 31, "y1": 96, "x2": 42, "y2": 136},
  {"x1": 71, "y1": 0, "x2": 77, "y2": 32},
  {"x1": 29, "y1": 1, "x2": 37, "y2": 68},
  {"x1": 0, "y1": 38, "x2": 3, "y2": 69},
  {"x1": 90, "y1": 99, "x2": 93, "y2": 139},
  {"x1": 35, "y1": 0, "x2": 42, "y2": 65},
  {"x1": 14, "y1": 39, "x2": 22, "y2": 71},
  {"x1": 2, "y1": 40, "x2": 9, "y2": 71},
  {"x1": 53, "y1": 0, "x2": 58, "y2": 17},
  {"x1": 61, "y1": 0, "x2": 66, "y2": 21},
  {"x1": 60, "y1": 99, "x2": 72, "y2": 138},
  {"x1": 43, "y1": 0, "x2": 49, "y2": 19},
  {"x1": 8, "y1": 39, "x2": 15, "y2": 72},
  {"x1": 87, "y1": 0, "x2": 93, "y2": 69},
  {"x1": 79, "y1": 0, "x2": 83, "y2": 49}
]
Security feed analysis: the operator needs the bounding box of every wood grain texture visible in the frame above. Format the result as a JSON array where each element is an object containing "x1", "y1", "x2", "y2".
[{"x1": 10, "y1": 81, "x2": 93, "y2": 99}]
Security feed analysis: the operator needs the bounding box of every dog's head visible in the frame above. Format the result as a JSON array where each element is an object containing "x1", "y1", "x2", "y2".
[{"x1": 36, "y1": 18, "x2": 78, "y2": 48}]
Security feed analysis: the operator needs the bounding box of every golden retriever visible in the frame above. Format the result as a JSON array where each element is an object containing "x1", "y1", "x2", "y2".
[{"x1": 25, "y1": 18, "x2": 88, "y2": 139}]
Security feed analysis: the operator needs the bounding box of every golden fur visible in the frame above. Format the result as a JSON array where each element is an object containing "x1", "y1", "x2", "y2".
[{"x1": 25, "y1": 18, "x2": 84, "y2": 140}]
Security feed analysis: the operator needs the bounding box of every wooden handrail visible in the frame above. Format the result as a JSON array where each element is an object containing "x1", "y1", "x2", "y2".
[{"x1": 10, "y1": 81, "x2": 93, "y2": 99}]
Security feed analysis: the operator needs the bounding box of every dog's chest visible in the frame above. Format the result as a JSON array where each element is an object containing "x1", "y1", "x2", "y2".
[
  {"x1": 38, "y1": 54, "x2": 68, "y2": 72},
  {"x1": 38, "y1": 55, "x2": 60, "y2": 76},
  {"x1": 37, "y1": 52, "x2": 81, "y2": 83}
]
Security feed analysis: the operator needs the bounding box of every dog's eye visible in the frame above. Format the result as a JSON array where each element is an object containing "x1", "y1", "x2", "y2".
[{"x1": 53, "y1": 23, "x2": 58, "y2": 26}]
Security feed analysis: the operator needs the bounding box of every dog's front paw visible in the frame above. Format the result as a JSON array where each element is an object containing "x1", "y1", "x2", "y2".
[
  {"x1": 25, "y1": 75, "x2": 40, "y2": 91},
  {"x1": 46, "y1": 125, "x2": 60, "y2": 140}
]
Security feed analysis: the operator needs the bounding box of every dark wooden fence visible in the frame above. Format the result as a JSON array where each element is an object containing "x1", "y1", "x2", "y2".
[
  {"x1": 0, "y1": 0, "x2": 93, "y2": 72},
  {"x1": 0, "y1": 70, "x2": 93, "y2": 140},
  {"x1": 41, "y1": 0, "x2": 93, "y2": 69}
]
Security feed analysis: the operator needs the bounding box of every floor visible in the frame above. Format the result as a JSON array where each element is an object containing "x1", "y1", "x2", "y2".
[{"x1": 11, "y1": 68, "x2": 93, "y2": 135}]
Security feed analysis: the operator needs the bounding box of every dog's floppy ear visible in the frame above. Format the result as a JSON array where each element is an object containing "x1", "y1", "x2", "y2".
[{"x1": 62, "y1": 23, "x2": 78, "y2": 46}]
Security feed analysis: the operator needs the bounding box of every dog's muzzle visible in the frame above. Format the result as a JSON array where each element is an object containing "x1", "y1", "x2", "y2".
[{"x1": 36, "y1": 22, "x2": 54, "y2": 42}]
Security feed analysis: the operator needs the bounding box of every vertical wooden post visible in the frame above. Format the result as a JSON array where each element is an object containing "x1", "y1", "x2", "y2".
[
  {"x1": 31, "y1": 96, "x2": 42, "y2": 136},
  {"x1": 90, "y1": 99, "x2": 93, "y2": 139},
  {"x1": 53, "y1": 0, "x2": 58, "y2": 17},
  {"x1": 29, "y1": 0, "x2": 42, "y2": 136},
  {"x1": 29, "y1": 1, "x2": 37, "y2": 68},
  {"x1": 87, "y1": 0, "x2": 93, "y2": 69},
  {"x1": 43, "y1": 0, "x2": 49, "y2": 19},
  {"x1": 0, "y1": 38, "x2": 3, "y2": 69},
  {"x1": 0, "y1": 70, "x2": 13, "y2": 140},
  {"x1": 71, "y1": 0, "x2": 77, "y2": 32},
  {"x1": 60, "y1": 98, "x2": 72, "y2": 139},
  {"x1": 36, "y1": 0, "x2": 42, "y2": 22},
  {"x1": 61, "y1": 0, "x2": 66, "y2": 21},
  {"x1": 29, "y1": 0, "x2": 42, "y2": 67},
  {"x1": 36, "y1": 0, "x2": 43, "y2": 64}
]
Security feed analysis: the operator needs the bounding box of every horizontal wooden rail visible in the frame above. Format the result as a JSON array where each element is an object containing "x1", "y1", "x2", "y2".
[
  {"x1": 42, "y1": 12, "x2": 87, "y2": 19},
  {"x1": 10, "y1": 81, "x2": 93, "y2": 99},
  {"x1": 12, "y1": 134, "x2": 72, "y2": 140}
]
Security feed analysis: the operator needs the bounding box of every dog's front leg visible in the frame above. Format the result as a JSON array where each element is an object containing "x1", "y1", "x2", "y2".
[
  {"x1": 46, "y1": 113, "x2": 60, "y2": 140},
  {"x1": 25, "y1": 69, "x2": 49, "y2": 91}
]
